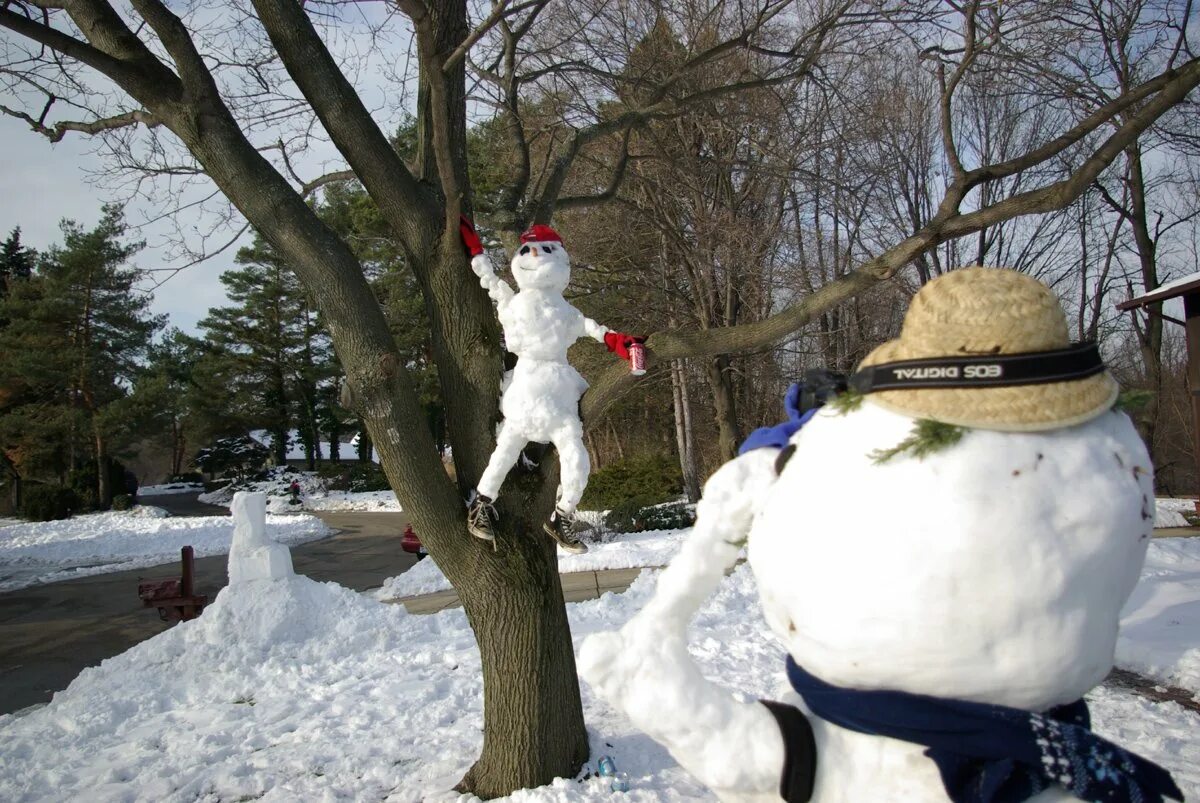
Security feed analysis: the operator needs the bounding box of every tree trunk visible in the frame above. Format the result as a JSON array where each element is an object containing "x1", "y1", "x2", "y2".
[
  {"x1": 454, "y1": 513, "x2": 590, "y2": 797},
  {"x1": 95, "y1": 431, "x2": 110, "y2": 508},
  {"x1": 1126, "y1": 144, "x2": 1163, "y2": 459},
  {"x1": 670, "y1": 359, "x2": 700, "y2": 502},
  {"x1": 704, "y1": 355, "x2": 742, "y2": 461}
]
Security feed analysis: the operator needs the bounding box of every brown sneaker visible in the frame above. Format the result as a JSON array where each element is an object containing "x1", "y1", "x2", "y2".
[
  {"x1": 466, "y1": 493, "x2": 497, "y2": 541},
  {"x1": 543, "y1": 509, "x2": 588, "y2": 554}
]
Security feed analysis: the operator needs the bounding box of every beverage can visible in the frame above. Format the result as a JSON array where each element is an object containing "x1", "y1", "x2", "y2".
[{"x1": 628, "y1": 341, "x2": 646, "y2": 376}]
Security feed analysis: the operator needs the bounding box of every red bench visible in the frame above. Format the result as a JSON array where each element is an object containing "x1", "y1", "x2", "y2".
[{"x1": 138, "y1": 545, "x2": 208, "y2": 622}]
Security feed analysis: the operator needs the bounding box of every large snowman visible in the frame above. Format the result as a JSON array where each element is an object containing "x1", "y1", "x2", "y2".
[
  {"x1": 460, "y1": 218, "x2": 641, "y2": 553},
  {"x1": 580, "y1": 269, "x2": 1181, "y2": 803}
]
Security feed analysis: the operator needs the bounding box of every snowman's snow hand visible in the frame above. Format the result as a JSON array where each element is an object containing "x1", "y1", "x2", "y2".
[{"x1": 870, "y1": 419, "x2": 965, "y2": 464}]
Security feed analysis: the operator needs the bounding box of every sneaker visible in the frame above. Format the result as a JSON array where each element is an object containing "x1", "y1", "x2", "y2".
[
  {"x1": 466, "y1": 493, "x2": 497, "y2": 542},
  {"x1": 543, "y1": 509, "x2": 588, "y2": 554}
]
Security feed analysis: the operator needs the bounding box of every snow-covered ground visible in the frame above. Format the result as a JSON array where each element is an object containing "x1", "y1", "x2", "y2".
[
  {"x1": 199, "y1": 472, "x2": 401, "y2": 513},
  {"x1": 1118, "y1": 535, "x2": 1200, "y2": 690},
  {"x1": 0, "y1": 508, "x2": 332, "y2": 592},
  {"x1": 1156, "y1": 497, "x2": 1196, "y2": 528},
  {"x1": 136, "y1": 482, "x2": 207, "y2": 497},
  {"x1": 374, "y1": 527, "x2": 691, "y2": 599},
  {"x1": 0, "y1": 552, "x2": 1195, "y2": 802}
]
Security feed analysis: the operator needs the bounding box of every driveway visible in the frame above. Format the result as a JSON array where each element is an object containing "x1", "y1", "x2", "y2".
[{"x1": 0, "y1": 495, "x2": 415, "y2": 715}]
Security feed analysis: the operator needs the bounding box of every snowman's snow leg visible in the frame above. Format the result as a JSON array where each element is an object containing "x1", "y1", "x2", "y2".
[
  {"x1": 476, "y1": 421, "x2": 527, "y2": 502},
  {"x1": 549, "y1": 424, "x2": 589, "y2": 516}
]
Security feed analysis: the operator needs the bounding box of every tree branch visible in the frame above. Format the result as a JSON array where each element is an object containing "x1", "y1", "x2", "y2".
[
  {"x1": 442, "y1": 0, "x2": 548, "y2": 74},
  {"x1": 555, "y1": 129, "x2": 631, "y2": 212},
  {"x1": 398, "y1": 0, "x2": 465, "y2": 227},
  {"x1": 0, "y1": 5, "x2": 148, "y2": 87},
  {"x1": 0, "y1": 101, "x2": 160, "y2": 141},
  {"x1": 248, "y1": 0, "x2": 437, "y2": 248}
]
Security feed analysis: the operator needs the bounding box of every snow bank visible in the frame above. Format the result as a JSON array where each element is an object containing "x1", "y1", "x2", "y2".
[
  {"x1": 373, "y1": 527, "x2": 691, "y2": 600},
  {"x1": 136, "y1": 483, "x2": 206, "y2": 497},
  {"x1": 200, "y1": 472, "x2": 401, "y2": 514},
  {"x1": 0, "y1": 510, "x2": 331, "y2": 592},
  {"x1": 1118, "y1": 536, "x2": 1200, "y2": 691},
  {"x1": 1155, "y1": 498, "x2": 1195, "y2": 528},
  {"x1": 0, "y1": 564, "x2": 1195, "y2": 802}
]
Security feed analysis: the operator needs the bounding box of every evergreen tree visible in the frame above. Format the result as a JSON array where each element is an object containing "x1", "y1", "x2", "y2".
[
  {"x1": 0, "y1": 207, "x2": 163, "y2": 509},
  {"x1": 0, "y1": 227, "x2": 35, "y2": 301},
  {"x1": 197, "y1": 236, "x2": 336, "y2": 469}
]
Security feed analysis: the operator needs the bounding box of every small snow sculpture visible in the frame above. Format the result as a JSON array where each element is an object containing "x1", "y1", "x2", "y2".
[
  {"x1": 580, "y1": 269, "x2": 1181, "y2": 803},
  {"x1": 460, "y1": 218, "x2": 643, "y2": 553},
  {"x1": 228, "y1": 491, "x2": 294, "y2": 584}
]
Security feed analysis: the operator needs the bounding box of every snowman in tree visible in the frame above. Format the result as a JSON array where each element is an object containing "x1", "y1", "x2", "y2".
[
  {"x1": 460, "y1": 218, "x2": 643, "y2": 553},
  {"x1": 580, "y1": 269, "x2": 1182, "y2": 803}
]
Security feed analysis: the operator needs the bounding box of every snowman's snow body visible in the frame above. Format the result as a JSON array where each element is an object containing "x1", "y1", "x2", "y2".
[
  {"x1": 580, "y1": 398, "x2": 1155, "y2": 802},
  {"x1": 472, "y1": 238, "x2": 607, "y2": 514}
]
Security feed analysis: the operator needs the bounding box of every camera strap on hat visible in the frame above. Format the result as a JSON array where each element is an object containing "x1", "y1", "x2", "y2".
[{"x1": 848, "y1": 343, "x2": 1105, "y2": 393}]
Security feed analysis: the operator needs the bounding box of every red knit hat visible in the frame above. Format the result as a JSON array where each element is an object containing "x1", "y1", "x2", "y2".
[{"x1": 519, "y1": 225, "x2": 563, "y2": 244}]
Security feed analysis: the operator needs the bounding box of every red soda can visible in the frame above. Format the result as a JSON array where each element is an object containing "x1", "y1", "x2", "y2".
[{"x1": 628, "y1": 341, "x2": 646, "y2": 376}]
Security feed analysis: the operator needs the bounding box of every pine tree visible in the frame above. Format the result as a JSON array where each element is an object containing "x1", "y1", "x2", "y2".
[
  {"x1": 198, "y1": 236, "x2": 337, "y2": 469},
  {"x1": 0, "y1": 207, "x2": 163, "y2": 509},
  {"x1": 0, "y1": 227, "x2": 35, "y2": 302}
]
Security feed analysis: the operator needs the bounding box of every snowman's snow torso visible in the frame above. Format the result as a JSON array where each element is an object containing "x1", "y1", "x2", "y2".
[
  {"x1": 499, "y1": 289, "x2": 586, "y2": 360},
  {"x1": 748, "y1": 402, "x2": 1154, "y2": 803},
  {"x1": 805, "y1": 716, "x2": 1075, "y2": 803},
  {"x1": 497, "y1": 289, "x2": 589, "y2": 441}
]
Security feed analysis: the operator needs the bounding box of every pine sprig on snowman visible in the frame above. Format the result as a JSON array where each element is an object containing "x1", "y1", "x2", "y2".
[
  {"x1": 579, "y1": 268, "x2": 1182, "y2": 803},
  {"x1": 459, "y1": 217, "x2": 644, "y2": 553}
]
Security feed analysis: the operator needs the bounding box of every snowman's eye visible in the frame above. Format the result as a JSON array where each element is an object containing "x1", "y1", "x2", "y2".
[
  {"x1": 544, "y1": 245, "x2": 554, "y2": 253},
  {"x1": 519, "y1": 245, "x2": 531, "y2": 256}
]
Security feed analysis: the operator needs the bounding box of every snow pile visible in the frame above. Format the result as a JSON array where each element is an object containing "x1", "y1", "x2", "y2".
[
  {"x1": 373, "y1": 526, "x2": 691, "y2": 600},
  {"x1": 300, "y1": 489, "x2": 401, "y2": 513},
  {"x1": 199, "y1": 470, "x2": 401, "y2": 514},
  {"x1": 1155, "y1": 498, "x2": 1195, "y2": 528},
  {"x1": 137, "y1": 482, "x2": 206, "y2": 497},
  {"x1": 1118, "y1": 536, "x2": 1200, "y2": 691},
  {"x1": 0, "y1": 510, "x2": 331, "y2": 592},
  {"x1": 198, "y1": 469, "x2": 327, "y2": 510},
  {"x1": 0, "y1": 563, "x2": 1195, "y2": 802}
]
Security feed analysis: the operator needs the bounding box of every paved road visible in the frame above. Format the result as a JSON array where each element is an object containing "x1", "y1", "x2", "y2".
[{"x1": 0, "y1": 495, "x2": 415, "y2": 716}]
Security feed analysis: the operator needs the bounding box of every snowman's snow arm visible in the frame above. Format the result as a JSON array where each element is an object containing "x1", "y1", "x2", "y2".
[
  {"x1": 579, "y1": 449, "x2": 792, "y2": 800},
  {"x1": 469, "y1": 253, "x2": 514, "y2": 310},
  {"x1": 581, "y1": 316, "x2": 609, "y2": 343}
]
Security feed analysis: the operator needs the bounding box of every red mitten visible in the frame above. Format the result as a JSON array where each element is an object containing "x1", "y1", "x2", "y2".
[
  {"x1": 459, "y1": 215, "x2": 484, "y2": 257},
  {"x1": 603, "y1": 332, "x2": 646, "y2": 361}
]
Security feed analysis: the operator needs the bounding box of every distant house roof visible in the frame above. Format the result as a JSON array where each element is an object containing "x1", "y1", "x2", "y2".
[{"x1": 1118, "y1": 271, "x2": 1200, "y2": 311}]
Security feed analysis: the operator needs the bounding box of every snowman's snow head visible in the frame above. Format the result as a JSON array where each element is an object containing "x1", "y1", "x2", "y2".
[
  {"x1": 748, "y1": 267, "x2": 1148, "y2": 712},
  {"x1": 511, "y1": 225, "x2": 571, "y2": 292}
]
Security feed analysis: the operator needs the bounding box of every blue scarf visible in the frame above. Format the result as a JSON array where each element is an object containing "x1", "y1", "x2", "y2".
[
  {"x1": 740, "y1": 383, "x2": 816, "y2": 454},
  {"x1": 786, "y1": 657, "x2": 1182, "y2": 803}
]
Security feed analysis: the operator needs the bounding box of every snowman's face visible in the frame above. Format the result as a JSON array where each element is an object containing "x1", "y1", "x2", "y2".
[{"x1": 511, "y1": 240, "x2": 570, "y2": 292}]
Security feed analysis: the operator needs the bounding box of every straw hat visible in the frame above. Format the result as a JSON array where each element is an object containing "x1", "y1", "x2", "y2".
[{"x1": 856, "y1": 267, "x2": 1118, "y2": 431}]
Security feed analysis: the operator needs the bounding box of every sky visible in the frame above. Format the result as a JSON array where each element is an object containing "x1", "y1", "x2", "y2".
[
  {"x1": 0, "y1": 114, "x2": 239, "y2": 334},
  {"x1": 0, "y1": 3, "x2": 416, "y2": 337}
]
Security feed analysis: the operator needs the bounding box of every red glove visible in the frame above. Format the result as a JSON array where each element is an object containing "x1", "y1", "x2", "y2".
[
  {"x1": 604, "y1": 332, "x2": 646, "y2": 361},
  {"x1": 459, "y1": 215, "x2": 484, "y2": 257}
]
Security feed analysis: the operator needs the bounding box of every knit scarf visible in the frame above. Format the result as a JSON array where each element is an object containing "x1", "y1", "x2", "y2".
[{"x1": 786, "y1": 656, "x2": 1182, "y2": 803}]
